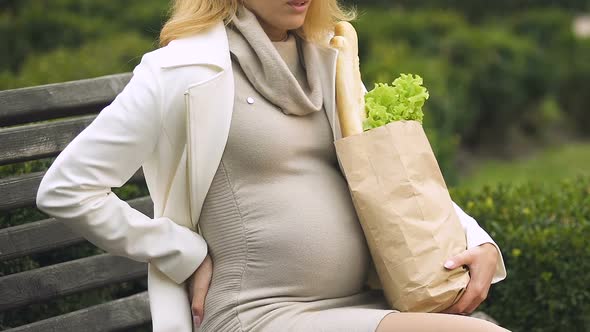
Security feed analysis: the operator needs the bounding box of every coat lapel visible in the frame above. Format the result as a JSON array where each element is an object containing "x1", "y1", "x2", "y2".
[
  {"x1": 156, "y1": 20, "x2": 235, "y2": 231},
  {"x1": 159, "y1": 21, "x2": 230, "y2": 70},
  {"x1": 185, "y1": 69, "x2": 234, "y2": 231}
]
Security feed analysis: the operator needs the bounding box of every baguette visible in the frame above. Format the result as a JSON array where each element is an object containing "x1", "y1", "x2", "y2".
[{"x1": 330, "y1": 21, "x2": 365, "y2": 138}]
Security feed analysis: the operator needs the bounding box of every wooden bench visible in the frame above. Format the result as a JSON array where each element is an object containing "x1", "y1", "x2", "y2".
[{"x1": 0, "y1": 74, "x2": 155, "y2": 331}]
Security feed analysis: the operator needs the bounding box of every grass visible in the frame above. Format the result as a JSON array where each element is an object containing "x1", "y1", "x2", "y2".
[{"x1": 456, "y1": 142, "x2": 590, "y2": 190}]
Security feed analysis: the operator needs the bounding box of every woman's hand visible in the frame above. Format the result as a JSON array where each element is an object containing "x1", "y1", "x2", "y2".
[
  {"x1": 187, "y1": 254, "x2": 213, "y2": 328},
  {"x1": 442, "y1": 243, "x2": 499, "y2": 315}
]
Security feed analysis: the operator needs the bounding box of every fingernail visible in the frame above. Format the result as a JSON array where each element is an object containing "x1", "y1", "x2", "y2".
[
  {"x1": 193, "y1": 315, "x2": 201, "y2": 328},
  {"x1": 444, "y1": 260, "x2": 454, "y2": 269}
]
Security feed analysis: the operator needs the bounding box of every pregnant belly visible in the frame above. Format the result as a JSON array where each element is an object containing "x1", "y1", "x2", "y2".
[{"x1": 235, "y1": 180, "x2": 372, "y2": 299}]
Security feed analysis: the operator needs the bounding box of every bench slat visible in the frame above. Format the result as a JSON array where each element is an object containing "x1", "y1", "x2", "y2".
[
  {"x1": 0, "y1": 196, "x2": 153, "y2": 261},
  {"x1": 0, "y1": 254, "x2": 148, "y2": 312},
  {"x1": 0, "y1": 115, "x2": 96, "y2": 166},
  {"x1": 0, "y1": 169, "x2": 146, "y2": 212},
  {"x1": 0, "y1": 74, "x2": 131, "y2": 127},
  {"x1": 3, "y1": 291, "x2": 150, "y2": 332}
]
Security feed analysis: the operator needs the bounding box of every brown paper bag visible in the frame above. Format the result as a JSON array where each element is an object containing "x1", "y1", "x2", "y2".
[{"x1": 334, "y1": 120, "x2": 470, "y2": 313}]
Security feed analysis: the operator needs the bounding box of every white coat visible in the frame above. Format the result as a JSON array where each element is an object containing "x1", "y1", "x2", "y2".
[{"x1": 36, "y1": 20, "x2": 506, "y2": 332}]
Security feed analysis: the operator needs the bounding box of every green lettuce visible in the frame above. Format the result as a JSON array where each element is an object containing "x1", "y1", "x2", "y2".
[{"x1": 362, "y1": 73, "x2": 430, "y2": 131}]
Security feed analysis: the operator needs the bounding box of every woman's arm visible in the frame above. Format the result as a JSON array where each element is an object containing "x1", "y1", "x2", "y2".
[
  {"x1": 36, "y1": 53, "x2": 208, "y2": 285},
  {"x1": 452, "y1": 201, "x2": 507, "y2": 283},
  {"x1": 443, "y1": 202, "x2": 507, "y2": 314}
]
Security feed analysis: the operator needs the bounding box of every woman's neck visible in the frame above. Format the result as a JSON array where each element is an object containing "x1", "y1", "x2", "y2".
[{"x1": 254, "y1": 15, "x2": 289, "y2": 41}]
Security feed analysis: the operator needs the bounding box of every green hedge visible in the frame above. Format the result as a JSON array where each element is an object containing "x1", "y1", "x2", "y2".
[{"x1": 451, "y1": 176, "x2": 590, "y2": 332}]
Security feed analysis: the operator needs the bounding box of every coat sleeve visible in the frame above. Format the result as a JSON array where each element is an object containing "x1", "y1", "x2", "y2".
[
  {"x1": 36, "y1": 53, "x2": 208, "y2": 285},
  {"x1": 452, "y1": 201, "x2": 507, "y2": 284}
]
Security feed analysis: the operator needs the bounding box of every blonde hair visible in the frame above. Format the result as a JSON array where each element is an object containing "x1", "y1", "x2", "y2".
[{"x1": 159, "y1": 0, "x2": 356, "y2": 47}]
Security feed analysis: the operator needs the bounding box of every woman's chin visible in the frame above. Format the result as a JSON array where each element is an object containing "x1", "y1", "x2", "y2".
[{"x1": 283, "y1": 20, "x2": 305, "y2": 31}]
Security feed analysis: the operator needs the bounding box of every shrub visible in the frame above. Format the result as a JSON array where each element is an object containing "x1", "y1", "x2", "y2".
[
  {"x1": 354, "y1": 9, "x2": 467, "y2": 59},
  {"x1": 0, "y1": 0, "x2": 167, "y2": 73},
  {"x1": 451, "y1": 176, "x2": 590, "y2": 332},
  {"x1": 438, "y1": 27, "x2": 549, "y2": 147},
  {"x1": 0, "y1": 33, "x2": 154, "y2": 90},
  {"x1": 498, "y1": 9, "x2": 590, "y2": 135},
  {"x1": 0, "y1": 3, "x2": 118, "y2": 72},
  {"x1": 355, "y1": 9, "x2": 550, "y2": 149},
  {"x1": 557, "y1": 38, "x2": 590, "y2": 134}
]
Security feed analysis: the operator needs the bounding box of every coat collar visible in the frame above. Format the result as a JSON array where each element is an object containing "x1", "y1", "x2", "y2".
[{"x1": 159, "y1": 20, "x2": 231, "y2": 70}]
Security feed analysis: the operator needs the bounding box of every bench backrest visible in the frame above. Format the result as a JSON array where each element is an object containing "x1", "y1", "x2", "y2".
[{"x1": 0, "y1": 74, "x2": 155, "y2": 331}]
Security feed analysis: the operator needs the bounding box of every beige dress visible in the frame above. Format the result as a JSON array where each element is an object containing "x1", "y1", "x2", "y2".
[{"x1": 197, "y1": 8, "x2": 396, "y2": 332}]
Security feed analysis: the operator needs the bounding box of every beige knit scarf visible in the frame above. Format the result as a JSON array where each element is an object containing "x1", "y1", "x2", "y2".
[{"x1": 226, "y1": 5, "x2": 324, "y2": 116}]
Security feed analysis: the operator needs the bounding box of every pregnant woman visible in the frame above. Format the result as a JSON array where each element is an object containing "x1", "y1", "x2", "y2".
[{"x1": 37, "y1": 0, "x2": 508, "y2": 331}]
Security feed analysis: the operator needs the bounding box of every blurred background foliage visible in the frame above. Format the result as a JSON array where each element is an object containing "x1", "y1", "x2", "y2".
[{"x1": 1, "y1": 0, "x2": 589, "y2": 331}]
